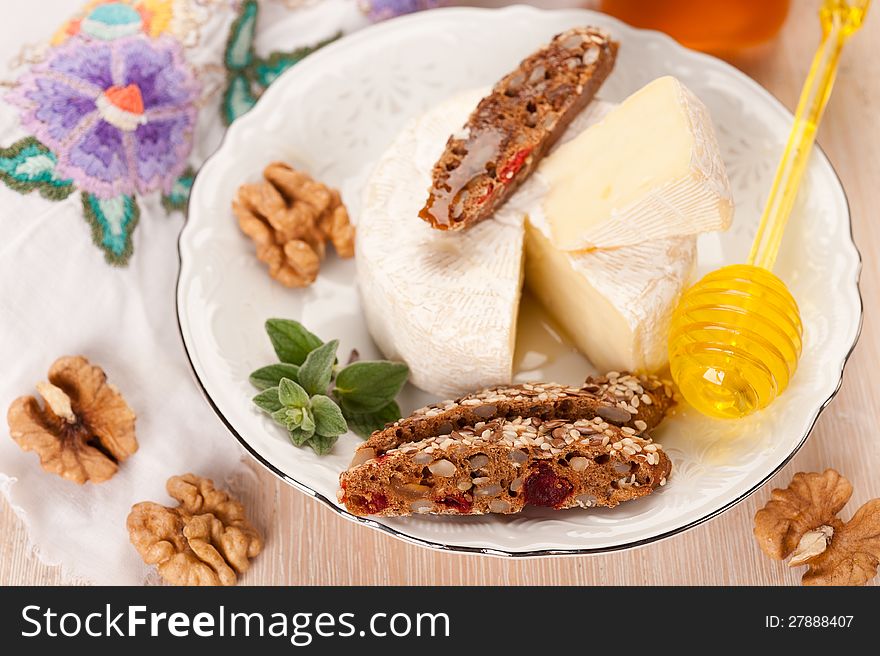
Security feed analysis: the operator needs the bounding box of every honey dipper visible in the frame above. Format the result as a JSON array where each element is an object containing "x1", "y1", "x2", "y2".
[{"x1": 668, "y1": 0, "x2": 870, "y2": 419}]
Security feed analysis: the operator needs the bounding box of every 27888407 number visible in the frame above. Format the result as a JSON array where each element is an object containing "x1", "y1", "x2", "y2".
[{"x1": 765, "y1": 616, "x2": 854, "y2": 628}]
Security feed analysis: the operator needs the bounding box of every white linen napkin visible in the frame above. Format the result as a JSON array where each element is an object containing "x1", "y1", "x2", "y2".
[{"x1": 0, "y1": 0, "x2": 367, "y2": 585}]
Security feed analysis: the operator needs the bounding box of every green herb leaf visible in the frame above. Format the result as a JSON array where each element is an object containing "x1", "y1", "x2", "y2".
[
  {"x1": 310, "y1": 394, "x2": 348, "y2": 436},
  {"x1": 300, "y1": 406, "x2": 316, "y2": 435},
  {"x1": 334, "y1": 361, "x2": 410, "y2": 412},
  {"x1": 250, "y1": 317, "x2": 407, "y2": 456},
  {"x1": 298, "y1": 339, "x2": 339, "y2": 396},
  {"x1": 265, "y1": 318, "x2": 322, "y2": 365},
  {"x1": 278, "y1": 406, "x2": 308, "y2": 430},
  {"x1": 253, "y1": 387, "x2": 283, "y2": 413},
  {"x1": 342, "y1": 400, "x2": 402, "y2": 439},
  {"x1": 249, "y1": 363, "x2": 301, "y2": 390},
  {"x1": 278, "y1": 377, "x2": 309, "y2": 408},
  {"x1": 288, "y1": 426, "x2": 313, "y2": 447},
  {"x1": 271, "y1": 407, "x2": 294, "y2": 427},
  {"x1": 308, "y1": 433, "x2": 338, "y2": 455}
]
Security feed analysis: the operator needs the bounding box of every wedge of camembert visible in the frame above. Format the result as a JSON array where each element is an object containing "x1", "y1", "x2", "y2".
[
  {"x1": 524, "y1": 221, "x2": 696, "y2": 373},
  {"x1": 512, "y1": 100, "x2": 699, "y2": 374},
  {"x1": 540, "y1": 75, "x2": 733, "y2": 251}
]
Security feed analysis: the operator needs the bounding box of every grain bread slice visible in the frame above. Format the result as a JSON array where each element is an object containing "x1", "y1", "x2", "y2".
[
  {"x1": 338, "y1": 414, "x2": 670, "y2": 517},
  {"x1": 419, "y1": 26, "x2": 618, "y2": 231},
  {"x1": 353, "y1": 372, "x2": 674, "y2": 460}
]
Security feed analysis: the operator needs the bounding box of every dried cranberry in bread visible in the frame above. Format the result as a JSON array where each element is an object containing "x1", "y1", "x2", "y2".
[
  {"x1": 419, "y1": 26, "x2": 618, "y2": 231},
  {"x1": 354, "y1": 372, "x2": 674, "y2": 460},
  {"x1": 338, "y1": 415, "x2": 670, "y2": 517}
]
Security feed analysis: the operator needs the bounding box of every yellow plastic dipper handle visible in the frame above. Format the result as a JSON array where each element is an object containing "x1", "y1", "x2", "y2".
[
  {"x1": 668, "y1": 0, "x2": 870, "y2": 419},
  {"x1": 750, "y1": 0, "x2": 870, "y2": 270}
]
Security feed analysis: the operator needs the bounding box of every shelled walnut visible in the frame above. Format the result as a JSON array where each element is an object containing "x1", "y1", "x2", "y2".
[
  {"x1": 127, "y1": 473, "x2": 263, "y2": 586},
  {"x1": 754, "y1": 469, "x2": 880, "y2": 586},
  {"x1": 233, "y1": 161, "x2": 355, "y2": 287},
  {"x1": 6, "y1": 356, "x2": 137, "y2": 484}
]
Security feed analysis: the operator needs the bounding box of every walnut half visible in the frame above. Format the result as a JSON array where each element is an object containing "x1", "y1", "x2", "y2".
[
  {"x1": 754, "y1": 469, "x2": 880, "y2": 586},
  {"x1": 127, "y1": 474, "x2": 263, "y2": 586},
  {"x1": 233, "y1": 162, "x2": 355, "y2": 287},
  {"x1": 6, "y1": 356, "x2": 137, "y2": 484}
]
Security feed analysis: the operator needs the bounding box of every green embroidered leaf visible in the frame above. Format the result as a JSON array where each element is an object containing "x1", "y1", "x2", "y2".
[
  {"x1": 308, "y1": 433, "x2": 338, "y2": 456},
  {"x1": 334, "y1": 361, "x2": 410, "y2": 413},
  {"x1": 253, "y1": 387, "x2": 283, "y2": 413},
  {"x1": 225, "y1": 0, "x2": 257, "y2": 71},
  {"x1": 341, "y1": 400, "x2": 402, "y2": 439},
  {"x1": 253, "y1": 32, "x2": 342, "y2": 87},
  {"x1": 220, "y1": 0, "x2": 260, "y2": 125},
  {"x1": 298, "y1": 339, "x2": 339, "y2": 396},
  {"x1": 222, "y1": 72, "x2": 259, "y2": 125},
  {"x1": 81, "y1": 192, "x2": 140, "y2": 266},
  {"x1": 0, "y1": 137, "x2": 74, "y2": 200},
  {"x1": 311, "y1": 394, "x2": 348, "y2": 437},
  {"x1": 249, "y1": 363, "x2": 301, "y2": 390},
  {"x1": 265, "y1": 318, "x2": 323, "y2": 365},
  {"x1": 278, "y1": 377, "x2": 309, "y2": 408},
  {"x1": 221, "y1": 0, "x2": 342, "y2": 125},
  {"x1": 252, "y1": 55, "x2": 294, "y2": 88},
  {"x1": 161, "y1": 167, "x2": 195, "y2": 213}
]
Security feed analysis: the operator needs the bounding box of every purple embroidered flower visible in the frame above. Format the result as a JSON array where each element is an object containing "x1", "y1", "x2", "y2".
[
  {"x1": 7, "y1": 34, "x2": 199, "y2": 198},
  {"x1": 360, "y1": 0, "x2": 444, "y2": 23}
]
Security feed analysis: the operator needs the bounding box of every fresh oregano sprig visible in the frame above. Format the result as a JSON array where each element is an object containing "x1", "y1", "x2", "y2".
[{"x1": 249, "y1": 319, "x2": 409, "y2": 455}]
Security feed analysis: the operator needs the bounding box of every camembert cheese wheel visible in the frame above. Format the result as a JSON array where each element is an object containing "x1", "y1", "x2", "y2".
[{"x1": 358, "y1": 82, "x2": 728, "y2": 397}]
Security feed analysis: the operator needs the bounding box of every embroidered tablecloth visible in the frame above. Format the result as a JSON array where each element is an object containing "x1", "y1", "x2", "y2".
[{"x1": 0, "y1": 0, "x2": 450, "y2": 585}]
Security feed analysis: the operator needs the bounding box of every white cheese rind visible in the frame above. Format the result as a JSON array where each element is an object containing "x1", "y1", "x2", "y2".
[
  {"x1": 357, "y1": 91, "x2": 524, "y2": 397},
  {"x1": 540, "y1": 76, "x2": 733, "y2": 251},
  {"x1": 524, "y1": 219, "x2": 696, "y2": 373}
]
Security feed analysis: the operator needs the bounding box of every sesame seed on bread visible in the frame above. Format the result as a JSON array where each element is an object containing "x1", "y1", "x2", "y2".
[
  {"x1": 339, "y1": 372, "x2": 674, "y2": 517},
  {"x1": 339, "y1": 414, "x2": 670, "y2": 517}
]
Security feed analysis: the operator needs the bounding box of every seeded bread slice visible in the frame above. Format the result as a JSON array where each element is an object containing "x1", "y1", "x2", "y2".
[
  {"x1": 339, "y1": 415, "x2": 670, "y2": 517},
  {"x1": 355, "y1": 372, "x2": 674, "y2": 460},
  {"x1": 419, "y1": 26, "x2": 618, "y2": 231}
]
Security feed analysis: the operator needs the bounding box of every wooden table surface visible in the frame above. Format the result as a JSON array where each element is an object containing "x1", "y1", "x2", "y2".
[{"x1": 3, "y1": 0, "x2": 879, "y2": 586}]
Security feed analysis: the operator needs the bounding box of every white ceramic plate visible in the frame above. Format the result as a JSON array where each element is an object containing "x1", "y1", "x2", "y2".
[{"x1": 177, "y1": 6, "x2": 862, "y2": 555}]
